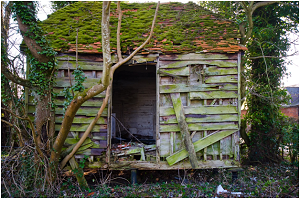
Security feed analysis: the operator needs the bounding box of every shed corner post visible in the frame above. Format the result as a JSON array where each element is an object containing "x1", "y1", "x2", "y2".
[
  {"x1": 156, "y1": 56, "x2": 160, "y2": 164},
  {"x1": 106, "y1": 82, "x2": 113, "y2": 165}
]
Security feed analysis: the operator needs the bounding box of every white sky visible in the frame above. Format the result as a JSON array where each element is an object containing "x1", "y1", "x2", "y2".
[{"x1": 36, "y1": 1, "x2": 299, "y2": 87}]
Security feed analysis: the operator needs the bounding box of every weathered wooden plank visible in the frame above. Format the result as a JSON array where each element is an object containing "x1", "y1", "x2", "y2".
[
  {"x1": 166, "y1": 130, "x2": 237, "y2": 166},
  {"x1": 160, "y1": 122, "x2": 238, "y2": 132},
  {"x1": 54, "y1": 107, "x2": 108, "y2": 116},
  {"x1": 53, "y1": 98, "x2": 103, "y2": 106},
  {"x1": 160, "y1": 106, "x2": 238, "y2": 116},
  {"x1": 52, "y1": 88, "x2": 106, "y2": 98},
  {"x1": 160, "y1": 114, "x2": 238, "y2": 124},
  {"x1": 55, "y1": 124, "x2": 107, "y2": 132},
  {"x1": 64, "y1": 137, "x2": 92, "y2": 145},
  {"x1": 186, "y1": 114, "x2": 239, "y2": 123},
  {"x1": 159, "y1": 60, "x2": 237, "y2": 68},
  {"x1": 159, "y1": 84, "x2": 238, "y2": 93},
  {"x1": 55, "y1": 78, "x2": 101, "y2": 88},
  {"x1": 159, "y1": 67, "x2": 189, "y2": 76},
  {"x1": 76, "y1": 148, "x2": 106, "y2": 155},
  {"x1": 55, "y1": 116, "x2": 106, "y2": 124},
  {"x1": 205, "y1": 75, "x2": 238, "y2": 83},
  {"x1": 89, "y1": 159, "x2": 240, "y2": 170},
  {"x1": 156, "y1": 61, "x2": 161, "y2": 163},
  {"x1": 204, "y1": 66, "x2": 237, "y2": 76},
  {"x1": 131, "y1": 54, "x2": 158, "y2": 63},
  {"x1": 160, "y1": 115, "x2": 178, "y2": 124},
  {"x1": 57, "y1": 60, "x2": 103, "y2": 70},
  {"x1": 171, "y1": 93, "x2": 198, "y2": 168},
  {"x1": 160, "y1": 132, "x2": 170, "y2": 157},
  {"x1": 159, "y1": 53, "x2": 236, "y2": 61},
  {"x1": 189, "y1": 91, "x2": 238, "y2": 100}
]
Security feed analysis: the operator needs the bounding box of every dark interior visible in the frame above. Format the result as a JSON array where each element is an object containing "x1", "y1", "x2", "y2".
[{"x1": 112, "y1": 64, "x2": 156, "y2": 144}]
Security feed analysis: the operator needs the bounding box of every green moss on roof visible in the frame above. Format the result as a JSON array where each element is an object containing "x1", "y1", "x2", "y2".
[{"x1": 42, "y1": 1, "x2": 246, "y2": 54}]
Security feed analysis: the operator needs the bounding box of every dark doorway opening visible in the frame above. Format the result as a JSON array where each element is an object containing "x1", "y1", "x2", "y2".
[{"x1": 112, "y1": 64, "x2": 156, "y2": 145}]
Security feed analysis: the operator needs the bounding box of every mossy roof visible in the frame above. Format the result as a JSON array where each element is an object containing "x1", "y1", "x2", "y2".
[{"x1": 42, "y1": 1, "x2": 247, "y2": 54}]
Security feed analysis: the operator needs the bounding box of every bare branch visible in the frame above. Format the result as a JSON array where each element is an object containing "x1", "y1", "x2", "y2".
[
  {"x1": 112, "y1": 1, "x2": 160, "y2": 72},
  {"x1": 252, "y1": 1, "x2": 277, "y2": 15},
  {"x1": 117, "y1": 1, "x2": 123, "y2": 61},
  {"x1": 248, "y1": 53, "x2": 298, "y2": 60},
  {"x1": 1, "y1": 107, "x2": 43, "y2": 157}
]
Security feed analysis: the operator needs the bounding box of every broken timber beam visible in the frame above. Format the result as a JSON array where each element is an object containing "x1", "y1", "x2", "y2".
[
  {"x1": 166, "y1": 130, "x2": 237, "y2": 166},
  {"x1": 170, "y1": 93, "x2": 198, "y2": 168}
]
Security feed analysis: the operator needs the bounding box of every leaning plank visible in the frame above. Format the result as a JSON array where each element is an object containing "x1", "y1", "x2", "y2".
[
  {"x1": 189, "y1": 91, "x2": 238, "y2": 100},
  {"x1": 160, "y1": 106, "x2": 238, "y2": 116},
  {"x1": 62, "y1": 138, "x2": 93, "y2": 157},
  {"x1": 171, "y1": 93, "x2": 198, "y2": 168},
  {"x1": 166, "y1": 130, "x2": 237, "y2": 166}
]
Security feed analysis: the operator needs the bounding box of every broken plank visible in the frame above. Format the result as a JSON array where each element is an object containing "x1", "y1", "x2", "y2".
[
  {"x1": 189, "y1": 91, "x2": 238, "y2": 100},
  {"x1": 166, "y1": 130, "x2": 237, "y2": 166},
  {"x1": 171, "y1": 93, "x2": 198, "y2": 168},
  {"x1": 160, "y1": 106, "x2": 238, "y2": 116}
]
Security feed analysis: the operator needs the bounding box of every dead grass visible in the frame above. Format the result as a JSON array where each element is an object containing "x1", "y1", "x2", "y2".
[{"x1": 1, "y1": 163, "x2": 298, "y2": 198}]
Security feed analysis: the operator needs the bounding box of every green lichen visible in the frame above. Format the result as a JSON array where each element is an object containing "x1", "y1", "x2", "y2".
[{"x1": 41, "y1": 1, "x2": 241, "y2": 54}]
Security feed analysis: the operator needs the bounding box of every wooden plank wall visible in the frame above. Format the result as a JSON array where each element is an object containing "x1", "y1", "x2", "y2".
[
  {"x1": 158, "y1": 53, "x2": 240, "y2": 164},
  {"x1": 27, "y1": 54, "x2": 108, "y2": 160}
]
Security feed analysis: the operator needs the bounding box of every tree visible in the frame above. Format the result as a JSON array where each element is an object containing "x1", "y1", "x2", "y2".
[
  {"x1": 2, "y1": 1, "x2": 160, "y2": 192},
  {"x1": 200, "y1": 1, "x2": 299, "y2": 163}
]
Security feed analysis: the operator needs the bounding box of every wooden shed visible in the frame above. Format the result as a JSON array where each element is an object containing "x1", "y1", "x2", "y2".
[{"x1": 27, "y1": 2, "x2": 247, "y2": 170}]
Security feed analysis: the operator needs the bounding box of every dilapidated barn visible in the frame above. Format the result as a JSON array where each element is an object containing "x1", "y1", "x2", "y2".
[{"x1": 26, "y1": 1, "x2": 247, "y2": 170}]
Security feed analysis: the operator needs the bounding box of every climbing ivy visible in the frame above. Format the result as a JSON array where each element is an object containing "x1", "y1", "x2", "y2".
[
  {"x1": 61, "y1": 66, "x2": 86, "y2": 112},
  {"x1": 11, "y1": 2, "x2": 57, "y2": 97}
]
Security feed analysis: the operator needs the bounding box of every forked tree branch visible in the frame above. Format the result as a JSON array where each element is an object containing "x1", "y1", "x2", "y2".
[{"x1": 59, "y1": 1, "x2": 160, "y2": 169}]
